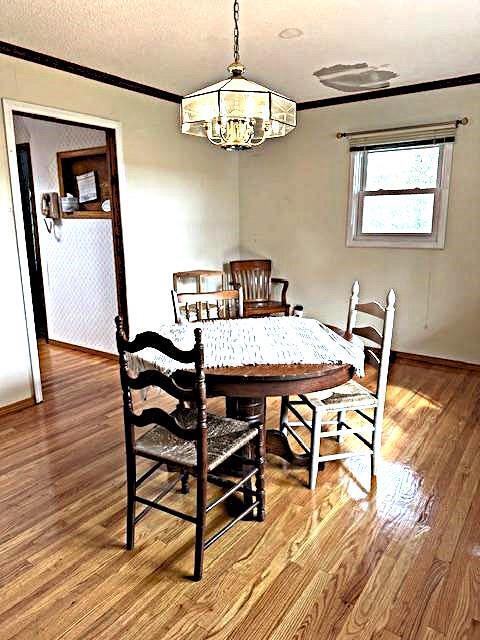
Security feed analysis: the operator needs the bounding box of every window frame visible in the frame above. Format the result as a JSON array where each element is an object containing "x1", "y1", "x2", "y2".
[{"x1": 346, "y1": 141, "x2": 453, "y2": 249}]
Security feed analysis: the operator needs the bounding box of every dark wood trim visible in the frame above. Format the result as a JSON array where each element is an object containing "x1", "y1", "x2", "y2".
[
  {"x1": 57, "y1": 145, "x2": 107, "y2": 160},
  {"x1": 16, "y1": 142, "x2": 49, "y2": 340},
  {"x1": 392, "y1": 350, "x2": 480, "y2": 372},
  {"x1": 0, "y1": 396, "x2": 35, "y2": 417},
  {"x1": 298, "y1": 74, "x2": 480, "y2": 110},
  {"x1": 0, "y1": 40, "x2": 182, "y2": 104},
  {"x1": 48, "y1": 339, "x2": 117, "y2": 360},
  {"x1": 105, "y1": 129, "x2": 129, "y2": 336},
  {"x1": 2, "y1": 40, "x2": 478, "y2": 111}
]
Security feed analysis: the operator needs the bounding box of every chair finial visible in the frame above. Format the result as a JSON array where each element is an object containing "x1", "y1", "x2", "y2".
[
  {"x1": 352, "y1": 280, "x2": 360, "y2": 296},
  {"x1": 387, "y1": 289, "x2": 396, "y2": 308},
  {"x1": 115, "y1": 315, "x2": 127, "y2": 341}
]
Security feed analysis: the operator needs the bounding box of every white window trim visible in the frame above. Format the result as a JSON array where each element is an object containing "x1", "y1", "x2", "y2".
[{"x1": 346, "y1": 142, "x2": 453, "y2": 249}]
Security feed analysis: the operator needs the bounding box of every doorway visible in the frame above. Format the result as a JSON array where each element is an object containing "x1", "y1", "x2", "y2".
[{"x1": 4, "y1": 100, "x2": 128, "y2": 403}]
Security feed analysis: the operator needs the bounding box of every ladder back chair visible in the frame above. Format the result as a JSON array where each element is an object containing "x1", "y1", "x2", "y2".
[
  {"x1": 115, "y1": 316, "x2": 265, "y2": 581},
  {"x1": 280, "y1": 282, "x2": 396, "y2": 490},
  {"x1": 171, "y1": 286, "x2": 244, "y2": 323},
  {"x1": 230, "y1": 259, "x2": 289, "y2": 317},
  {"x1": 173, "y1": 270, "x2": 224, "y2": 293}
]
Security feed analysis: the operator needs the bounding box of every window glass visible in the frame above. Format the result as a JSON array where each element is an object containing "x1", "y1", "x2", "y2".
[
  {"x1": 361, "y1": 193, "x2": 435, "y2": 233},
  {"x1": 365, "y1": 146, "x2": 440, "y2": 190}
]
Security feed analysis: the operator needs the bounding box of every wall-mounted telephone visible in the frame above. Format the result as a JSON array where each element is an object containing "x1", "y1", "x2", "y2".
[{"x1": 41, "y1": 192, "x2": 61, "y2": 233}]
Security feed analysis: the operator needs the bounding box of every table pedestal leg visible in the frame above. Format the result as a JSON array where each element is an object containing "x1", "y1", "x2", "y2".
[
  {"x1": 226, "y1": 396, "x2": 312, "y2": 468},
  {"x1": 224, "y1": 397, "x2": 265, "y2": 518},
  {"x1": 225, "y1": 397, "x2": 265, "y2": 427}
]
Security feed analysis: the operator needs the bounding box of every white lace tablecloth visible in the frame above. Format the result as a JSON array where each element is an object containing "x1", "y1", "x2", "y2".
[{"x1": 129, "y1": 317, "x2": 364, "y2": 377}]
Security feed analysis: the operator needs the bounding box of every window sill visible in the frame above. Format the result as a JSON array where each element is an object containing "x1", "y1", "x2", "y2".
[{"x1": 346, "y1": 235, "x2": 445, "y2": 249}]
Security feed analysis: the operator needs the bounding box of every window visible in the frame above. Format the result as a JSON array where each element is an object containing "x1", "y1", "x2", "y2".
[{"x1": 346, "y1": 138, "x2": 454, "y2": 248}]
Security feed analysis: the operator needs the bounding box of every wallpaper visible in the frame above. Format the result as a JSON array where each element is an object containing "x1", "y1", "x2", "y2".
[{"x1": 14, "y1": 116, "x2": 117, "y2": 353}]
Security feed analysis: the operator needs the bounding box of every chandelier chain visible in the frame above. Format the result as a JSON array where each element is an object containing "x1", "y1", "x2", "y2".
[{"x1": 233, "y1": 0, "x2": 240, "y2": 63}]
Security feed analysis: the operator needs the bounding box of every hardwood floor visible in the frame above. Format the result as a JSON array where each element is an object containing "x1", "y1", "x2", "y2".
[{"x1": 0, "y1": 342, "x2": 479, "y2": 639}]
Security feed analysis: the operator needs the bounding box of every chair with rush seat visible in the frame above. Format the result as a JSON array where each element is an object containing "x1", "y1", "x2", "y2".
[
  {"x1": 115, "y1": 316, "x2": 265, "y2": 580},
  {"x1": 280, "y1": 282, "x2": 396, "y2": 489}
]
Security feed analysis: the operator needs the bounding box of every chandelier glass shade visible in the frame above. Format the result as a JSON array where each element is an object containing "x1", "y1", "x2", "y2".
[{"x1": 181, "y1": 2, "x2": 296, "y2": 150}]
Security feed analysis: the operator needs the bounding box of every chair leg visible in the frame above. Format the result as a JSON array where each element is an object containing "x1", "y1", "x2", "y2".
[
  {"x1": 309, "y1": 408, "x2": 323, "y2": 490},
  {"x1": 337, "y1": 410, "x2": 346, "y2": 443},
  {"x1": 371, "y1": 408, "x2": 383, "y2": 478},
  {"x1": 194, "y1": 472, "x2": 207, "y2": 581},
  {"x1": 280, "y1": 396, "x2": 289, "y2": 434},
  {"x1": 240, "y1": 441, "x2": 257, "y2": 515},
  {"x1": 255, "y1": 429, "x2": 266, "y2": 522},
  {"x1": 126, "y1": 453, "x2": 136, "y2": 551},
  {"x1": 181, "y1": 470, "x2": 190, "y2": 494}
]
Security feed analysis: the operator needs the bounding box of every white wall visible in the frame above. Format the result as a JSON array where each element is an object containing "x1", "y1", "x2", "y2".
[
  {"x1": 2, "y1": 52, "x2": 478, "y2": 411},
  {"x1": 0, "y1": 55, "x2": 239, "y2": 408},
  {"x1": 14, "y1": 116, "x2": 117, "y2": 353},
  {"x1": 239, "y1": 84, "x2": 480, "y2": 364}
]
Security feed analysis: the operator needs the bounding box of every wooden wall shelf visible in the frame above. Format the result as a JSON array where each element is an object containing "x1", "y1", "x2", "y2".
[
  {"x1": 57, "y1": 145, "x2": 111, "y2": 219},
  {"x1": 62, "y1": 211, "x2": 112, "y2": 220}
]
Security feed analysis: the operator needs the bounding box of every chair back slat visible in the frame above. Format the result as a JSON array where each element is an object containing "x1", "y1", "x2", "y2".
[
  {"x1": 117, "y1": 327, "x2": 196, "y2": 364},
  {"x1": 173, "y1": 270, "x2": 224, "y2": 293},
  {"x1": 365, "y1": 348, "x2": 380, "y2": 369},
  {"x1": 230, "y1": 260, "x2": 272, "y2": 302},
  {"x1": 130, "y1": 407, "x2": 198, "y2": 440},
  {"x1": 172, "y1": 288, "x2": 243, "y2": 323},
  {"x1": 356, "y1": 301, "x2": 385, "y2": 320},
  {"x1": 125, "y1": 368, "x2": 195, "y2": 402},
  {"x1": 353, "y1": 325, "x2": 383, "y2": 346},
  {"x1": 115, "y1": 316, "x2": 206, "y2": 443}
]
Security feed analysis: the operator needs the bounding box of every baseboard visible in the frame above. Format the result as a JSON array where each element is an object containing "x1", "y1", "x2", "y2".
[
  {"x1": 48, "y1": 339, "x2": 117, "y2": 361},
  {"x1": 393, "y1": 351, "x2": 480, "y2": 372},
  {"x1": 0, "y1": 396, "x2": 35, "y2": 417}
]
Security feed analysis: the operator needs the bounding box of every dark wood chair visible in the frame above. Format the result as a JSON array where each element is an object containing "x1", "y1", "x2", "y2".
[
  {"x1": 229, "y1": 259, "x2": 289, "y2": 317},
  {"x1": 171, "y1": 287, "x2": 243, "y2": 323},
  {"x1": 115, "y1": 316, "x2": 265, "y2": 581},
  {"x1": 173, "y1": 270, "x2": 224, "y2": 293}
]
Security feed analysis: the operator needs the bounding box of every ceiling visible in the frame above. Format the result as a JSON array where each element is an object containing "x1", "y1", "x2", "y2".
[{"x1": 1, "y1": 0, "x2": 479, "y2": 102}]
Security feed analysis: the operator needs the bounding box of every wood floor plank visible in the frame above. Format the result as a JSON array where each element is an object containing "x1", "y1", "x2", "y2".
[
  {"x1": 0, "y1": 342, "x2": 478, "y2": 640},
  {"x1": 419, "y1": 628, "x2": 446, "y2": 640}
]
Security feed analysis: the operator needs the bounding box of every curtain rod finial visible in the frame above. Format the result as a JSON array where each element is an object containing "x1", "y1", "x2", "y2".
[
  {"x1": 459, "y1": 117, "x2": 469, "y2": 126},
  {"x1": 336, "y1": 132, "x2": 345, "y2": 139}
]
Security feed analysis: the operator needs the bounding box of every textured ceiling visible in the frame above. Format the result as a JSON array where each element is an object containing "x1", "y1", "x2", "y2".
[{"x1": 0, "y1": 0, "x2": 479, "y2": 102}]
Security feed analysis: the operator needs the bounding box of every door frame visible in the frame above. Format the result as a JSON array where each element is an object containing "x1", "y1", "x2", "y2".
[
  {"x1": 2, "y1": 99, "x2": 129, "y2": 403},
  {"x1": 16, "y1": 141, "x2": 49, "y2": 340}
]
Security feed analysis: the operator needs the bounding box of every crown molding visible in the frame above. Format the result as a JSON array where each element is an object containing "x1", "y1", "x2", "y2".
[
  {"x1": 2, "y1": 40, "x2": 478, "y2": 111},
  {"x1": 0, "y1": 40, "x2": 182, "y2": 104},
  {"x1": 298, "y1": 73, "x2": 480, "y2": 110}
]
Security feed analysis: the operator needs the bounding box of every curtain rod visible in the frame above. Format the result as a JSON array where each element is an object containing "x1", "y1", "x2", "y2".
[{"x1": 336, "y1": 117, "x2": 469, "y2": 139}]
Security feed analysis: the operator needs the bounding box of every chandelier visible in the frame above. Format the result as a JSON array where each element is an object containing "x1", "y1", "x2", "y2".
[{"x1": 181, "y1": 0, "x2": 296, "y2": 151}]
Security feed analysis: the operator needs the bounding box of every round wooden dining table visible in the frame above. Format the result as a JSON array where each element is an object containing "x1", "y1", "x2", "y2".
[{"x1": 176, "y1": 330, "x2": 356, "y2": 468}]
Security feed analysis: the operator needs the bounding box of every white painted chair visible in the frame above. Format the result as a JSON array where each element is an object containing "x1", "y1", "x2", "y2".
[{"x1": 280, "y1": 282, "x2": 396, "y2": 489}]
